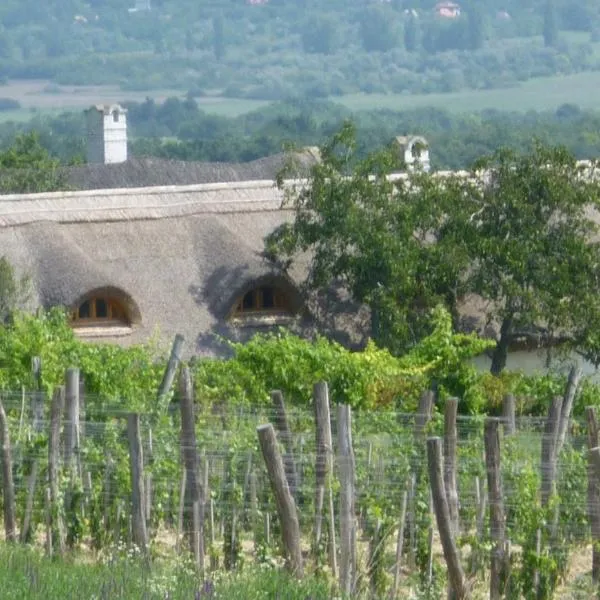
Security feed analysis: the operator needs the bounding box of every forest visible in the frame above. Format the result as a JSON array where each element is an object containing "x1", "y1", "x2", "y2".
[
  {"x1": 0, "y1": 0, "x2": 600, "y2": 99},
  {"x1": 1, "y1": 96, "x2": 600, "y2": 171}
]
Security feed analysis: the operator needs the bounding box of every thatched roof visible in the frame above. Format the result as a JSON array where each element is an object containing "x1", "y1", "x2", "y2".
[
  {"x1": 0, "y1": 178, "x2": 366, "y2": 356},
  {"x1": 66, "y1": 150, "x2": 320, "y2": 191}
]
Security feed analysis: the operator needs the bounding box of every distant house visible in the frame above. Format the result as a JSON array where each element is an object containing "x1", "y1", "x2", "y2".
[
  {"x1": 246, "y1": 0, "x2": 269, "y2": 5},
  {"x1": 128, "y1": 0, "x2": 150, "y2": 13},
  {"x1": 435, "y1": 2, "x2": 461, "y2": 18}
]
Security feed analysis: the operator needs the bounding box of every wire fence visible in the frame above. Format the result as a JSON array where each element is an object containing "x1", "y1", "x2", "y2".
[{"x1": 0, "y1": 388, "x2": 593, "y2": 546}]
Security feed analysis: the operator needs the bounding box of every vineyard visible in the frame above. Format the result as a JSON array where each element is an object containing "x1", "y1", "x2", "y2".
[{"x1": 1, "y1": 310, "x2": 600, "y2": 598}]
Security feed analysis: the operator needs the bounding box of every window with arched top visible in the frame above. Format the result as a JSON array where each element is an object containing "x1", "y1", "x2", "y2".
[
  {"x1": 71, "y1": 295, "x2": 130, "y2": 326},
  {"x1": 231, "y1": 285, "x2": 293, "y2": 317},
  {"x1": 112, "y1": 110, "x2": 119, "y2": 123}
]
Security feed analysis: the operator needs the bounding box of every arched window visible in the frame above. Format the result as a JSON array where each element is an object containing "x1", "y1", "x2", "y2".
[
  {"x1": 71, "y1": 295, "x2": 130, "y2": 326},
  {"x1": 231, "y1": 285, "x2": 293, "y2": 317}
]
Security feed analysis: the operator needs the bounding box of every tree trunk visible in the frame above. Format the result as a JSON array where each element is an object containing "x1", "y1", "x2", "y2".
[{"x1": 490, "y1": 316, "x2": 513, "y2": 376}]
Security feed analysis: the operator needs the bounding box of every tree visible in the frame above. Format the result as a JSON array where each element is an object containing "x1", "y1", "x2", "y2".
[
  {"x1": 0, "y1": 132, "x2": 67, "y2": 194},
  {"x1": 301, "y1": 16, "x2": 338, "y2": 55},
  {"x1": 213, "y1": 15, "x2": 225, "y2": 61},
  {"x1": 467, "y1": 4, "x2": 485, "y2": 51},
  {"x1": 266, "y1": 122, "x2": 463, "y2": 355},
  {"x1": 403, "y1": 15, "x2": 419, "y2": 52},
  {"x1": 359, "y1": 7, "x2": 399, "y2": 53},
  {"x1": 0, "y1": 257, "x2": 29, "y2": 323},
  {"x1": 543, "y1": 0, "x2": 559, "y2": 48},
  {"x1": 267, "y1": 125, "x2": 600, "y2": 375},
  {"x1": 441, "y1": 144, "x2": 600, "y2": 374}
]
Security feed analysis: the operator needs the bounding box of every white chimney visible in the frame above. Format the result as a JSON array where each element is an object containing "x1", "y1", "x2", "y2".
[
  {"x1": 394, "y1": 135, "x2": 430, "y2": 173},
  {"x1": 85, "y1": 104, "x2": 128, "y2": 165}
]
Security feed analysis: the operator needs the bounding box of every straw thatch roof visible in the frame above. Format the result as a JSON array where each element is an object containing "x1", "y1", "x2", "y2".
[
  {"x1": 0, "y1": 177, "x2": 367, "y2": 356},
  {"x1": 66, "y1": 150, "x2": 321, "y2": 191}
]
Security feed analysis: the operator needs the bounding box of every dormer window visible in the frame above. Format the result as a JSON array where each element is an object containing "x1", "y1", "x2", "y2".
[
  {"x1": 232, "y1": 286, "x2": 292, "y2": 317},
  {"x1": 112, "y1": 110, "x2": 119, "y2": 123},
  {"x1": 72, "y1": 296, "x2": 129, "y2": 326}
]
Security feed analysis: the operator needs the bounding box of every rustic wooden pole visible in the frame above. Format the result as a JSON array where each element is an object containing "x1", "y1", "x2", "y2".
[
  {"x1": 44, "y1": 487, "x2": 53, "y2": 557},
  {"x1": 64, "y1": 367, "x2": 80, "y2": 468},
  {"x1": 145, "y1": 427, "x2": 153, "y2": 528},
  {"x1": 179, "y1": 366, "x2": 204, "y2": 571},
  {"x1": 427, "y1": 437, "x2": 469, "y2": 600},
  {"x1": 313, "y1": 380, "x2": 336, "y2": 569},
  {"x1": 408, "y1": 472, "x2": 417, "y2": 569},
  {"x1": 338, "y1": 403, "x2": 357, "y2": 596},
  {"x1": 541, "y1": 396, "x2": 562, "y2": 507},
  {"x1": 415, "y1": 390, "x2": 435, "y2": 443},
  {"x1": 157, "y1": 334, "x2": 185, "y2": 404},
  {"x1": 484, "y1": 418, "x2": 508, "y2": 600},
  {"x1": 444, "y1": 397, "x2": 460, "y2": 536},
  {"x1": 176, "y1": 466, "x2": 187, "y2": 555},
  {"x1": 392, "y1": 487, "x2": 409, "y2": 597},
  {"x1": 586, "y1": 407, "x2": 600, "y2": 582},
  {"x1": 502, "y1": 394, "x2": 516, "y2": 436},
  {"x1": 0, "y1": 399, "x2": 16, "y2": 542},
  {"x1": 271, "y1": 390, "x2": 299, "y2": 499},
  {"x1": 20, "y1": 459, "x2": 40, "y2": 544},
  {"x1": 127, "y1": 413, "x2": 148, "y2": 551},
  {"x1": 48, "y1": 386, "x2": 66, "y2": 555},
  {"x1": 257, "y1": 423, "x2": 303, "y2": 578},
  {"x1": 556, "y1": 366, "x2": 582, "y2": 457}
]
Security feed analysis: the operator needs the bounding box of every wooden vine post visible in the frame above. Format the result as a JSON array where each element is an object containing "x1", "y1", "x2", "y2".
[
  {"x1": 427, "y1": 437, "x2": 469, "y2": 600},
  {"x1": 541, "y1": 396, "x2": 562, "y2": 507},
  {"x1": 257, "y1": 423, "x2": 303, "y2": 578},
  {"x1": 484, "y1": 418, "x2": 508, "y2": 600},
  {"x1": 64, "y1": 367, "x2": 81, "y2": 534},
  {"x1": 0, "y1": 399, "x2": 16, "y2": 542},
  {"x1": 271, "y1": 390, "x2": 299, "y2": 499},
  {"x1": 502, "y1": 394, "x2": 516, "y2": 436},
  {"x1": 179, "y1": 366, "x2": 205, "y2": 571},
  {"x1": 127, "y1": 413, "x2": 148, "y2": 551},
  {"x1": 312, "y1": 381, "x2": 337, "y2": 576},
  {"x1": 48, "y1": 386, "x2": 66, "y2": 555},
  {"x1": 337, "y1": 403, "x2": 357, "y2": 596},
  {"x1": 444, "y1": 397, "x2": 460, "y2": 536},
  {"x1": 586, "y1": 406, "x2": 600, "y2": 582}
]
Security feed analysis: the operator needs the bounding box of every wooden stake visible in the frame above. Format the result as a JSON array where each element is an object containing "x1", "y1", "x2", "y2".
[
  {"x1": 484, "y1": 418, "x2": 508, "y2": 600},
  {"x1": 502, "y1": 394, "x2": 516, "y2": 436},
  {"x1": 444, "y1": 397, "x2": 460, "y2": 536},
  {"x1": 586, "y1": 407, "x2": 600, "y2": 582},
  {"x1": 541, "y1": 396, "x2": 562, "y2": 507},
  {"x1": 179, "y1": 366, "x2": 204, "y2": 571},
  {"x1": 392, "y1": 487, "x2": 409, "y2": 597},
  {"x1": 48, "y1": 386, "x2": 66, "y2": 555},
  {"x1": 427, "y1": 437, "x2": 469, "y2": 600},
  {"x1": 338, "y1": 404, "x2": 357, "y2": 595},
  {"x1": 257, "y1": 423, "x2": 303, "y2": 577},
  {"x1": 0, "y1": 399, "x2": 16, "y2": 542},
  {"x1": 127, "y1": 413, "x2": 148, "y2": 551},
  {"x1": 271, "y1": 390, "x2": 299, "y2": 499}
]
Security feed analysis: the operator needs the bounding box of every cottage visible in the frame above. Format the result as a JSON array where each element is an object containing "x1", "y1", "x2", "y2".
[
  {"x1": 0, "y1": 105, "x2": 372, "y2": 356},
  {"x1": 435, "y1": 2, "x2": 461, "y2": 18}
]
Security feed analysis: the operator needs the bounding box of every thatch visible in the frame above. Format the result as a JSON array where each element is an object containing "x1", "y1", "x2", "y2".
[
  {"x1": 0, "y1": 177, "x2": 367, "y2": 356},
  {"x1": 66, "y1": 150, "x2": 320, "y2": 191}
]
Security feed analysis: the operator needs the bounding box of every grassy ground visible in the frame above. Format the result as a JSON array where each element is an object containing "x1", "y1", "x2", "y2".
[{"x1": 0, "y1": 543, "x2": 331, "y2": 600}]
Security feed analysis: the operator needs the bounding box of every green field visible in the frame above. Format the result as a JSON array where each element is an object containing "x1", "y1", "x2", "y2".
[{"x1": 1, "y1": 69, "x2": 600, "y2": 123}]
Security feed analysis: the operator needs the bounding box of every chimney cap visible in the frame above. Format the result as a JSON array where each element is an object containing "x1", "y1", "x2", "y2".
[{"x1": 86, "y1": 103, "x2": 128, "y2": 116}]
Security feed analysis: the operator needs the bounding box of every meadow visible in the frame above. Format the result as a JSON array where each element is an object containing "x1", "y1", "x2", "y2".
[{"x1": 2, "y1": 68, "x2": 600, "y2": 126}]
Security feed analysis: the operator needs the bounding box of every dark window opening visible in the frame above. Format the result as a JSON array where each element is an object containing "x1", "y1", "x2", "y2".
[{"x1": 78, "y1": 300, "x2": 90, "y2": 319}]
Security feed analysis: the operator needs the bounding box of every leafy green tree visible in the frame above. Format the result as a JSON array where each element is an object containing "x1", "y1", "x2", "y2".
[
  {"x1": 543, "y1": 0, "x2": 559, "y2": 48},
  {"x1": 301, "y1": 16, "x2": 338, "y2": 55},
  {"x1": 467, "y1": 4, "x2": 485, "y2": 50},
  {"x1": 440, "y1": 143, "x2": 600, "y2": 374},
  {"x1": 267, "y1": 126, "x2": 600, "y2": 375},
  {"x1": 359, "y1": 7, "x2": 399, "y2": 52},
  {"x1": 403, "y1": 15, "x2": 419, "y2": 52},
  {"x1": 0, "y1": 132, "x2": 67, "y2": 194},
  {"x1": 213, "y1": 15, "x2": 226, "y2": 61},
  {"x1": 266, "y1": 122, "x2": 463, "y2": 355}
]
